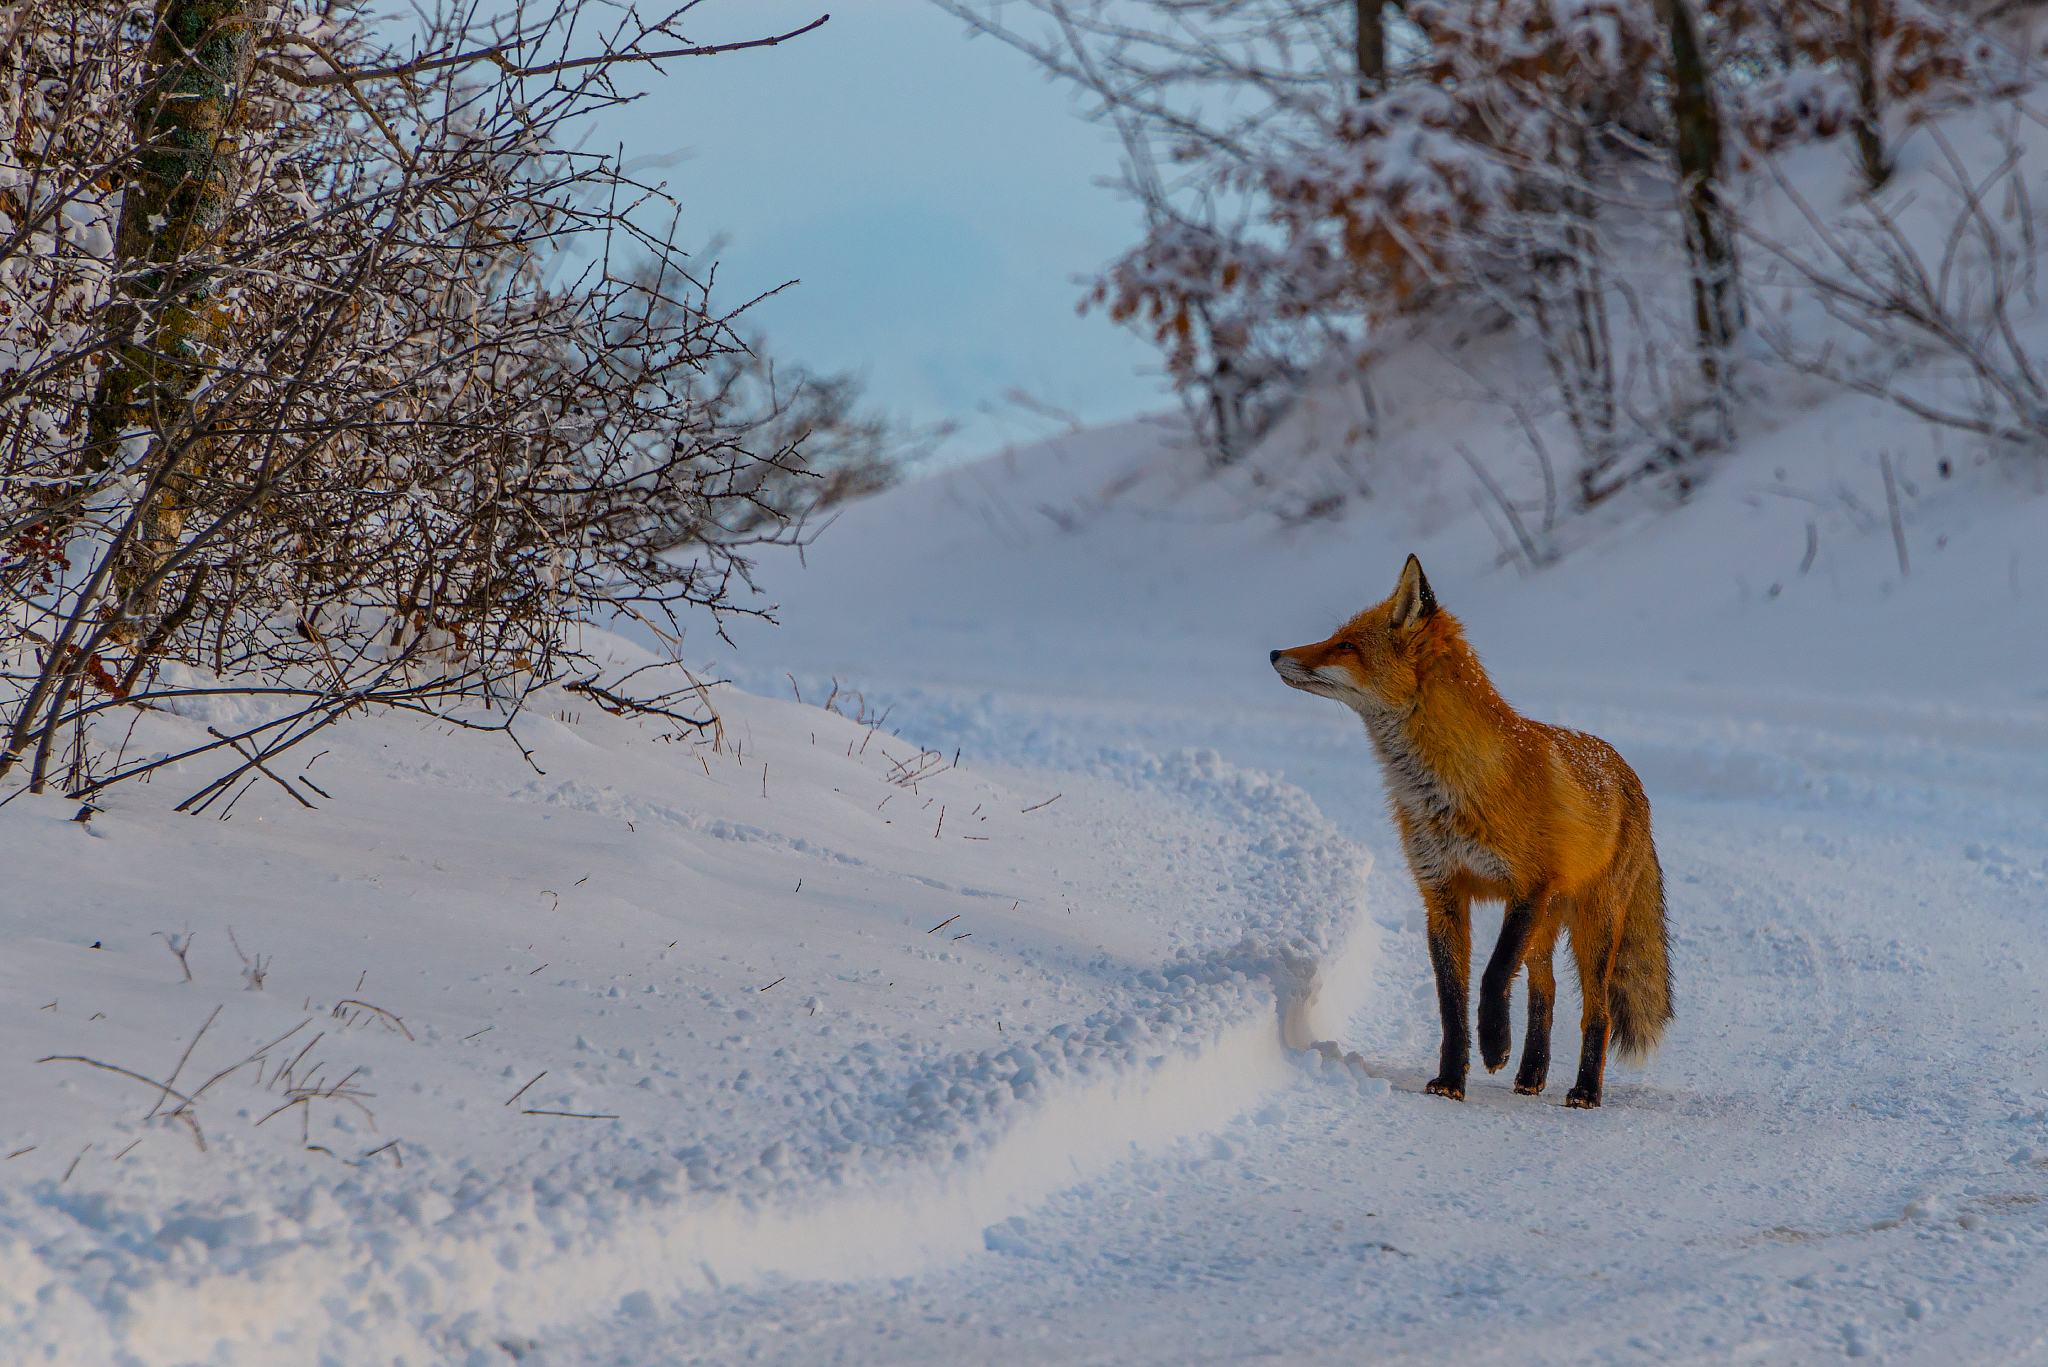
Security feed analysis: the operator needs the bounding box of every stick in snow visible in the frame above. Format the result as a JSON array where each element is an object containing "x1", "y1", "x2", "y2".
[
  {"x1": 150, "y1": 1005, "x2": 221, "y2": 1118},
  {"x1": 358, "y1": 1140, "x2": 402, "y2": 1168},
  {"x1": 1881, "y1": 451, "x2": 1909, "y2": 577}
]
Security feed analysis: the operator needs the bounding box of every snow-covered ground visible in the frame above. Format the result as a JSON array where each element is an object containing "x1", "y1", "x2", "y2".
[
  {"x1": 7, "y1": 118, "x2": 2048, "y2": 1364},
  {"x1": 0, "y1": 650, "x2": 1371, "y2": 1362}
]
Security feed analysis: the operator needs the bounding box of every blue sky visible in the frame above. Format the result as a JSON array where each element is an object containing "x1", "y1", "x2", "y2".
[{"x1": 582, "y1": 0, "x2": 1171, "y2": 463}]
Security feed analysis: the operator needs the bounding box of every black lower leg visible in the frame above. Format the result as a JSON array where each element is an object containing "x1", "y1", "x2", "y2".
[
  {"x1": 1425, "y1": 921, "x2": 1470, "y2": 1101},
  {"x1": 1514, "y1": 986, "x2": 1553, "y2": 1094},
  {"x1": 1566, "y1": 1013, "x2": 1609, "y2": 1108},
  {"x1": 1478, "y1": 899, "x2": 1535, "y2": 1073}
]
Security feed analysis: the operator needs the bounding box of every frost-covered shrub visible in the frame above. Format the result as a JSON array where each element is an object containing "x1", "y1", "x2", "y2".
[
  {"x1": 1714, "y1": 0, "x2": 2000, "y2": 178},
  {"x1": 0, "y1": 0, "x2": 895, "y2": 798},
  {"x1": 1258, "y1": 86, "x2": 1515, "y2": 310}
]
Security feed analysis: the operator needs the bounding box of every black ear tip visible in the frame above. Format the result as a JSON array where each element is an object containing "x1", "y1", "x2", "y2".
[
  {"x1": 1394, "y1": 552, "x2": 1439, "y2": 621},
  {"x1": 1269, "y1": 649, "x2": 1282, "y2": 663}
]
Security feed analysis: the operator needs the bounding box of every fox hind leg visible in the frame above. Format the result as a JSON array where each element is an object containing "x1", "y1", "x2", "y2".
[
  {"x1": 1422, "y1": 885, "x2": 1471, "y2": 1101},
  {"x1": 1515, "y1": 911, "x2": 1563, "y2": 1096},
  {"x1": 1564, "y1": 906, "x2": 1619, "y2": 1109}
]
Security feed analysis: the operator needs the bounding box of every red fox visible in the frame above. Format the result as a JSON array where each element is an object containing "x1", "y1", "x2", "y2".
[{"x1": 1271, "y1": 555, "x2": 1670, "y2": 1107}]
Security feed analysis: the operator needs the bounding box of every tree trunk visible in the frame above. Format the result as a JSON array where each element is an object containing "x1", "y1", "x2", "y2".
[
  {"x1": 1847, "y1": 0, "x2": 1891, "y2": 189},
  {"x1": 1660, "y1": 0, "x2": 1744, "y2": 383},
  {"x1": 83, "y1": 0, "x2": 257, "y2": 641},
  {"x1": 1355, "y1": 0, "x2": 1386, "y2": 96}
]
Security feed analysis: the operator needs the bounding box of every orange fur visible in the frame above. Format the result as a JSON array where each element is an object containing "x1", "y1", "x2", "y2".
[{"x1": 1272, "y1": 555, "x2": 1670, "y2": 1107}]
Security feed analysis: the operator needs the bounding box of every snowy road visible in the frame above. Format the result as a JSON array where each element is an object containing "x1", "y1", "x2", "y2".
[
  {"x1": 563, "y1": 681, "x2": 2048, "y2": 1366},
  {"x1": 622, "y1": 418, "x2": 2048, "y2": 1365}
]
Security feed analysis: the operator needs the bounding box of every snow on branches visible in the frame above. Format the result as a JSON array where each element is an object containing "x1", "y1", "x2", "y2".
[
  {"x1": 1715, "y1": 0, "x2": 2000, "y2": 176},
  {"x1": 1, "y1": 0, "x2": 884, "y2": 799},
  {"x1": 1259, "y1": 86, "x2": 1515, "y2": 309}
]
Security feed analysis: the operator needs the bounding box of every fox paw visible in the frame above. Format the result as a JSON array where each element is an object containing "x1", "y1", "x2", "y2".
[
  {"x1": 1477, "y1": 1011, "x2": 1511, "y2": 1073},
  {"x1": 1424, "y1": 1077, "x2": 1466, "y2": 1102},
  {"x1": 1564, "y1": 1086, "x2": 1601, "y2": 1109},
  {"x1": 1513, "y1": 1078, "x2": 1546, "y2": 1096}
]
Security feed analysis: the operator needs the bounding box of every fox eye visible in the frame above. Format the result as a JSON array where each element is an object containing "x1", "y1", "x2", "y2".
[{"x1": 1335, "y1": 641, "x2": 1361, "y2": 655}]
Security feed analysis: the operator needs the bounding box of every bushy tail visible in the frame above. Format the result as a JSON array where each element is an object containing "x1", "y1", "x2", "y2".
[{"x1": 1607, "y1": 849, "x2": 1672, "y2": 1064}]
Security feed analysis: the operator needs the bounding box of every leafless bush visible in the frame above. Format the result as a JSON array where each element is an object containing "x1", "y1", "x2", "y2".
[
  {"x1": 38, "y1": 996, "x2": 402, "y2": 1158},
  {"x1": 934, "y1": 0, "x2": 1384, "y2": 467},
  {"x1": 820, "y1": 676, "x2": 891, "y2": 729},
  {"x1": 153, "y1": 925, "x2": 196, "y2": 980},
  {"x1": 228, "y1": 927, "x2": 268, "y2": 990},
  {"x1": 1, "y1": 0, "x2": 891, "y2": 802},
  {"x1": 1751, "y1": 111, "x2": 2048, "y2": 465},
  {"x1": 935, "y1": 0, "x2": 1745, "y2": 515}
]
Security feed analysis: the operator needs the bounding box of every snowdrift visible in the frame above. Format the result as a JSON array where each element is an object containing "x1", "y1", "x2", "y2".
[{"x1": 0, "y1": 646, "x2": 1371, "y2": 1363}]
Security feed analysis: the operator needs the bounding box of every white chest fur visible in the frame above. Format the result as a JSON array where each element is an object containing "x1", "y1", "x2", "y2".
[{"x1": 1361, "y1": 709, "x2": 1509, "y2": 887}]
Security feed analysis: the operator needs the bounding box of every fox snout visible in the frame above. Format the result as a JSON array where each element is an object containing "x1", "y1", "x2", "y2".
[{"x1": 1269, "y1": 646, "x2": 1320, "y2": 690}]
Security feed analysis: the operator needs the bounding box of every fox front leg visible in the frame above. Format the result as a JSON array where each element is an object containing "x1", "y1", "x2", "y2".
[
  {"x1": 1422, "y1": 886, "x2": 1471, "y2": 1101},
  {"x1": 1477, "y1": 896, "x2": 1538, "y2": 1074}
]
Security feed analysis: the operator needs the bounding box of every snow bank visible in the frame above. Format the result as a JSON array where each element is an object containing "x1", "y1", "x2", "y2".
[{"x1": 0, "y1": 649, "x2": 1368, "y2": 1362}]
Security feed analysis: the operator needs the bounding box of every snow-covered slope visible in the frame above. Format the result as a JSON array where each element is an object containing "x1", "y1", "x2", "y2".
[{"x1": 0, "y1": 650, "x2": 1370, "y2": 1363}]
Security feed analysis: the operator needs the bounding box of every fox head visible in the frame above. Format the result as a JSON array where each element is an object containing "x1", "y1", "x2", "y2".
[{"x1": 1270, "y1": 554, "x2": 1440, "y2": 715}]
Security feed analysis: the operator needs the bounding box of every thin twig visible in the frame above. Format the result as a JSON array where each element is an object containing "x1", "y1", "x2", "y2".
[
  {"x1": 331, "y1": 999, "x2": 413, "y2": 1040},
  {"x1": 1880, "y1": 452, "x2": 1909, "y2": 578},
  {"x1": 206, "y1": 728, "x2": 317, "y2": 810},
  {"x1": 149, "y1": 1006, "x2": 221, "y2": 1119},
  {"x1": 1456, "y1": 443, "x2": 1550, "y2": 570},
  {"x1": 261, "y1": 14, "x2": 831, "y2": 88},
  {"x1": 38, "y1": 1056, "x2": 196, "y2": 1109}
]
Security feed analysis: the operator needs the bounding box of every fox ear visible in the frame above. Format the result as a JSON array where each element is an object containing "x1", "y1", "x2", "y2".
[{"x1": 1388, "y1": 554, "x2": 1438, "y2": 628}]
